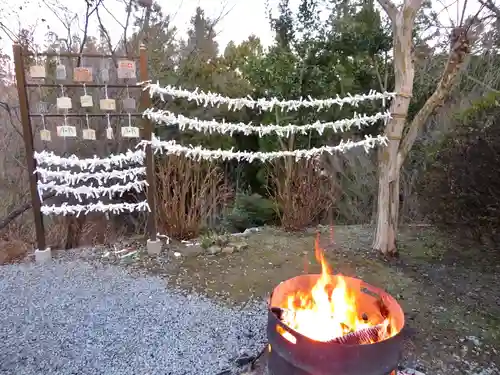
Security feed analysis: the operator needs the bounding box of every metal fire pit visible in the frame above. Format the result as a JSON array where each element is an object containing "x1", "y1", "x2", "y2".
[{"x1": 267, "y1": 274, "x2": 405, "y2": 375}]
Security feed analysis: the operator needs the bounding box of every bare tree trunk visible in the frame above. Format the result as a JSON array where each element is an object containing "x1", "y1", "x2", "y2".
[
  {"x1": 373, "y1": 133, "x2": 402, "y2": 255},
  {"x1": 373, "y1": 5, "x2": 416, "y2": 255},
  {"x1": 373, "y1": 0, "x2": 475, "y2": 255}
]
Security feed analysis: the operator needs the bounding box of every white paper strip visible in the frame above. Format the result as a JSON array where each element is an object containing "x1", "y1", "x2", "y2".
[
  {"x1": 41, "y1": 201, "x2": 151, "y2": 216},
  {"x1": 143, "y1": 108, "x2": 391, "y2": 136},
  {"x1": 137, "y1": 135, "x2": 388, "y2": 162},
  {"x1": 34, "y1": 150, "x2": 145, "y2": 171},
  {"x1": 35, "y1": 166, "x2": 146, "y2": 184},
  {"x1": 142, "y1": 81, "x2": 396, "y2": 111},
  {"x1": 37, "y1": 180, "x2": 149, "y2": 202}
]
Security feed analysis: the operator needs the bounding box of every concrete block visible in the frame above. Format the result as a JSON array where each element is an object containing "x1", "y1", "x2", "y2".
[
  {"x1": 147, "y1": 239, "x2": 162, "y2": 255},
  {"x1": 35, "y1": 248, "x2": 52, "y2": 263}
]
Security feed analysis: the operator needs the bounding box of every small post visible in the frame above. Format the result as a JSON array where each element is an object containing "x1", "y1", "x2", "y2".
[
  {"x1": 139, "y1": 44, "x2": 160, "y2": 255},
  {"x1": 12, "y1": 43, "x2": 49, "y2": 260}
]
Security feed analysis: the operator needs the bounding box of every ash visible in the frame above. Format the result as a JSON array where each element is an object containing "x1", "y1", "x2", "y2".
[{"x1": 0, "y1": 260, "x2": 267, "y2": 375}]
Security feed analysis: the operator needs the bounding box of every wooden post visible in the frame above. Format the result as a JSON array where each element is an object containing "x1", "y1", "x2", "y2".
[
  {"x1": 12, "y1": 43, "x2": 46, "y2": 250},
  {"x1": 139, "y1": 44, "x2": 157, "y2": 241}
]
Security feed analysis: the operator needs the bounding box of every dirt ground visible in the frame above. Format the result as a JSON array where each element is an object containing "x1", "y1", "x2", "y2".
[{"x1": 108, "y1": 225, "x2": 499, "y2": 375}]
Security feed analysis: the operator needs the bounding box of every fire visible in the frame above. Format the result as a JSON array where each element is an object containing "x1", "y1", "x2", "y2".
[{"x1": 280, "y1": 235, "x2": 395, "y2": 343}]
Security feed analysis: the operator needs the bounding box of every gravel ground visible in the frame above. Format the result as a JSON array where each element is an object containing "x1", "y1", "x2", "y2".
[{"x1": 0, "y1": 260, "x2": 267, "y2": 375}]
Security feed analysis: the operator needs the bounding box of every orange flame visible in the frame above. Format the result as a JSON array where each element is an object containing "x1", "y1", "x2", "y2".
[{"x1": 281, "y1": 234, "x2": 395, "y2": 343}]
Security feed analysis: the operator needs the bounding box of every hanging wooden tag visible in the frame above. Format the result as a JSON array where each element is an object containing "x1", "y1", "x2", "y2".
[
  {"x1": 80, "y1": 95, "x2": 93, "y2": 107},
  {"x1": 37, "y1": 101, "x2": 50, "y2": 113},
  {"x1": 57, "y1": 125, "x2": 77, "y2": 137},
  {"x1": 30, "y1": 65, "x2": 46, "y2": 78},
  {"x1": 117, "y1": 60, "x2": 136, "y2": 79},
  {"x1": 40, "y1": 130, "x2": 51, "y2": 141},
  {"x1": 100, "y1": 98, "x2": 116, "y2": 111},
  {"x1": 82, "y1": 128, "x2": 96, "y2": 140},
  {"x1": 106, "y1": 128, "x2": 114, "y2": 139},
  {"x1": 121, "y1": 126, "x2": 140, "y2": 138},
  {"x1": 101, "y1": 68, "x2": 109, "y2": 82},
  {"x1": 55, "y1": 64, "x2": 67, "y2": 80},
  {"x1": 122, "y1": 97, "x2": 136, "y2": 110},
  {"x1": 57, "y1": 97, "x2": 72, "y2": 109},
  {"x1": 73, "y1": 67, "x2": 93, "y2": 82}
]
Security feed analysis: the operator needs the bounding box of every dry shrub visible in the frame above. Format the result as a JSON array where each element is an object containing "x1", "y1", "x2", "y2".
[
  {"x1": 156, "y1": 155, "x2": 232, "y2": 240},
  {"x1": 1, "y1": 213, "x2": 126, "y2": 251},
  {"x1": 269, "y1": 159, "x2": 338, "y2": 231},
  {"x1": 320, "y1": 150, "x2": 378, "y2": 224},
  {"x1": 0, "y1": 239, "x2": 29, "y2": 264},
  {"x1": 1, "y1": 217, "x2": 34, "y2": 243},
  {"x1": 45, "y1": 215, "x2": 125, "y2": 249}
]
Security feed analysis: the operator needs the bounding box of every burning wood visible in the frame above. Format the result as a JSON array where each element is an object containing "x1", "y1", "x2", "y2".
[
  {"x1": 271, "y1": 307, "x2": 389, "y2": 345},
  {"x1": 329, "y1": 323, "x2": 387, "y2": 345}
]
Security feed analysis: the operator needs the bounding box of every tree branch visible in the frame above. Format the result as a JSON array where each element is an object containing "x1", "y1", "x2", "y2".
[
  {"x1": 372, "y1": 56, "x2": 387, "y2": 92},
  {"x1": 377, "y1": 0, "x2": 398, "y2": 22},
  {"x1": 0, "y1": 102, "x2": 23, "y2": 138},
  {"x1": 402, "y1": 0, "x2": 426, "y2": 21},
  {"x1": 398, "y1": 27, "x2": 472, "y2": 167},
  {"x1": 465, "y1": 74, "x2": 500, "y2": 94},
  {"x1": 122, "y1": 0, "x2": 133, "y2": 55},
  {"x1": 77, "y1": 0, "x2": 101, "y2": 66},
  {"x1": 478, "y1": 0, "x2": 500, "y2": 18},
  {"x1": 95, "y1": 5, "x2": 118, "y2": 67},
  {"x1": 0, "y1": 192, "x2": 55, "y2": 232}
]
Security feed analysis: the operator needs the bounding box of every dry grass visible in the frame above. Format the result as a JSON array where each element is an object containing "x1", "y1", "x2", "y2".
[{"x1": 155, "y1": 155, "x2": 233, "y2": 240}]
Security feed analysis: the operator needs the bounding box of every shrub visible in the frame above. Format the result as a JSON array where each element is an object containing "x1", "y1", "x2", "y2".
[
  {"x1": 155, "y1": 155, "x2": 232, "y2": 240},
  {"x1": 269, "y1": 159, "x2": 338, "y2": 231},
  {"x1": 223, "y1": 192, "x2": 278, "y2": 232},
  {"x1": 420, "y1": 99, "x2": 500, "y2": 242}
]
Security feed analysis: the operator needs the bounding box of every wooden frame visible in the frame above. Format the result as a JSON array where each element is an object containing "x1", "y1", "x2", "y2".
[{"x1": 12, "y1": 43, "x2": 158, "y2": 251}]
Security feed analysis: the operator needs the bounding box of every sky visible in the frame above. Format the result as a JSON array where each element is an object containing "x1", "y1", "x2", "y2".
[{"x1": 0, "y1": 0, "x2": 485, "y2": 58}]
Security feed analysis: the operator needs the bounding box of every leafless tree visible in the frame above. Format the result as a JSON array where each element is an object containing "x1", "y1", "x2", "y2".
[{"x1": 373, "y1": 0, "x2": 488, "y2": 255}]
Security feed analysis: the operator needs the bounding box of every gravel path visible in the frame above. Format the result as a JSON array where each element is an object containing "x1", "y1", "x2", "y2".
[{"x1": 0, "y1": 260, "x2": 267, "y2": 375}]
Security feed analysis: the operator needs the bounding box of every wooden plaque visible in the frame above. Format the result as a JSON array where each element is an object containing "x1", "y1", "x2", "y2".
[
  {"x1": 82, "y1": 129, "x2": 96, "y2": 140},
  {"x1": 40, "y1": 130, "x2": 51, "y2": 141},
  {"x1": 117, "y1": 60, "x2": 136, "y2": 79},
  {"x1": 30, "y1": 65, "x2": 46, "y2": 78},
  {"x1": 57, "y1": 97, "x2": 72, "y2": 110},
  {"x1": 121, "y1": 126, "x2": 140, "y2": 138},
  {"x1": 80, "y1": 95, "x2": 93, "y2": 107},
  {"x1": 57, "y1": 125, "x2": 77, "y2": 137},
  {"x1": 73, "y1": 67, "x2": 93, "y2": 82},
  {"x1": 55, "y1": 65, "x2": 67, "y2": 80},
  {"x1": 100, "y1": 98, "x2": 116, "y2": 111},
  {"x1": 122, "y1": 97, "x2": 136, "y2": 110}
]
